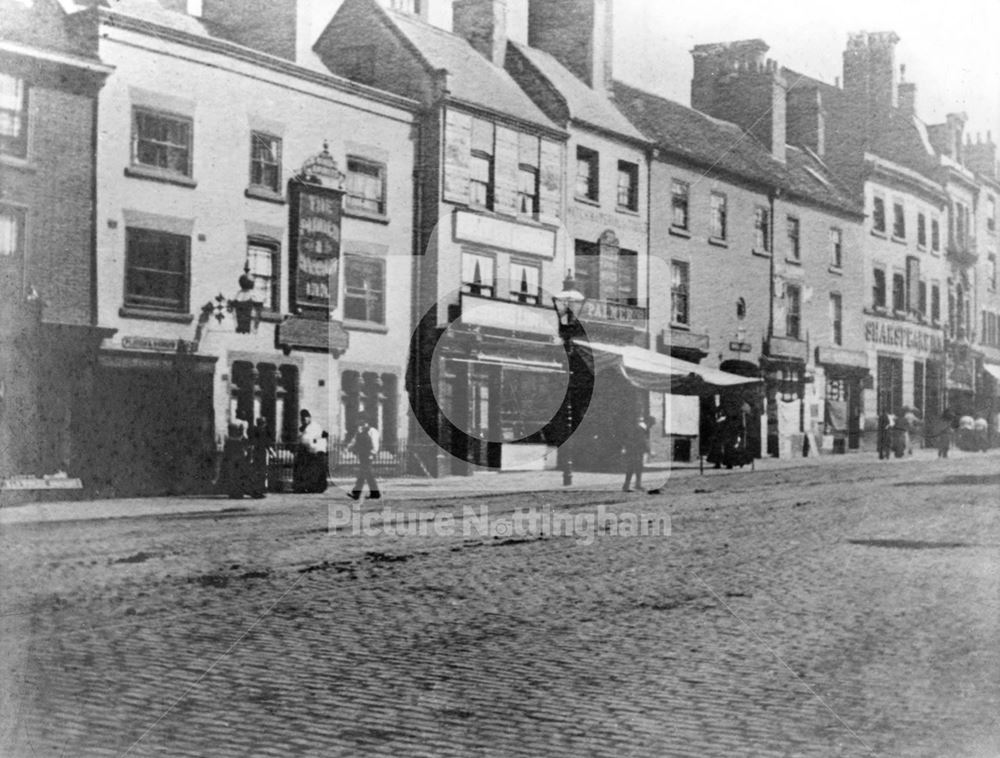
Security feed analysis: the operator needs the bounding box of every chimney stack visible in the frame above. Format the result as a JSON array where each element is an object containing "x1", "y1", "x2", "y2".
[
  {"x1": 453, "y1": 0, "x2": 508, "y2": 67},
  {"x1": 842, "y1": 31, "x2": 900, "y2": 117},
  {"x1": 787, "y1": 86, "x2": 825, "y2": 157},
  {"x1": 690, "y1": 39, "x2": 787, "y2": 162},
  {"x1": 965, "y1": 132, "x2": 997, "y2": 179},
  {"x1": 527, "y1": 0, "x2": 614, "y2": 91}
]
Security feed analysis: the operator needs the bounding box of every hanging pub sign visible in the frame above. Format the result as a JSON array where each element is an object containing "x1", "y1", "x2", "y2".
[{"x1": 288, "y1": 143, "x2": 345, "y2": 315}]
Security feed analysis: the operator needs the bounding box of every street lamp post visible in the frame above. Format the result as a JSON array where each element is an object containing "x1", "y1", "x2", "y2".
[{"x1": 552, "y1": 271, "x2": 587, "y2": 486}]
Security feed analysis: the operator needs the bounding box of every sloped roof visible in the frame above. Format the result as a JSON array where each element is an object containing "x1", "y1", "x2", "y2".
[
  {"x1": 613, "y1": 81, "x2": 861, "y2": 216},
  {"x1": 782, "y1": 67, "x2": 939, "y2": 182},
  {"x1": 509, "y1": 42, "x2": 646, "y2": 142},
  {"x1": 613, "y1": 80, "x2": 783, "y2": 186},
  {"x1": 380, "y1": 7, "x2": 558, "y2": 131},
  {"x1": 97, "y1": 0, "x2": 210, "y2": 36}
]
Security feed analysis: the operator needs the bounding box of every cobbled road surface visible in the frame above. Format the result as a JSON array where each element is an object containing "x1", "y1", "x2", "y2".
[{"x1": 1, "y1": 454, "x2": 998, "y2": 757}]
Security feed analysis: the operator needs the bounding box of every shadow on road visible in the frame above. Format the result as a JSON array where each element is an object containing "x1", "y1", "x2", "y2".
[{"x1": 895, "y1": 473, "x2": 1000, "y2": 487}]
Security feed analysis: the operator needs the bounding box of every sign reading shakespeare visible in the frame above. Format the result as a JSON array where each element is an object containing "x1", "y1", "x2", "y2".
[
  {"x1": 864, "y1": 319, "x2": 943, "y2": 354},
  {"x1": 289, "y1": 181, "x2": 342, "y2": 313}
]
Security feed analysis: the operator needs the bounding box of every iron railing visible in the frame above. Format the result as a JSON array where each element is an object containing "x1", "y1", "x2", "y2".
[{"x1": 267, "y1": 438, "x2": 411, "y2": 491}]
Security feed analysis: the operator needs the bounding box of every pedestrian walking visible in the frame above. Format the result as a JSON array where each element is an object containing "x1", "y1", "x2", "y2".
[
  {"x1": 293, "y1": 409, "x2": 329, "y2": 493},
  {"x1": 348, "y1": 419, "x2": 381, "y2": 500},
  {"x1": 219, "y1": 421, "x2": 249, "y2": 498},
  {"x1": 248, "y1": 417, "x2": 272, "y2": 498},
  {"x1": 622, "y1": 415, "x2": 649, "y2": 492},
  {"x1": 901, "y1": 406, "x2": 920, "y2": 456}
]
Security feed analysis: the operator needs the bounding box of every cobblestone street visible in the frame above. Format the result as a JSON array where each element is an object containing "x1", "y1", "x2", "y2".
[{"x1": 1, "y1": 453, "x2": 999, "y2": 757}]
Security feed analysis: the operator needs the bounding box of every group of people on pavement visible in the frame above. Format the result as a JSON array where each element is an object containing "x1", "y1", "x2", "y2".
[
  {"x1": 879, "y1": 405, "x2": 993, "y2": 460},
  {"x1": 216, "y1": 408, "x2": 381, "y2": 499}
]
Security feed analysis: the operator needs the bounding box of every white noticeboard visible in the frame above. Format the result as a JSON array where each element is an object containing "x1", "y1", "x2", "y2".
[{"x1": 662, "y1": 394, "x2": 700, "y2": 436}]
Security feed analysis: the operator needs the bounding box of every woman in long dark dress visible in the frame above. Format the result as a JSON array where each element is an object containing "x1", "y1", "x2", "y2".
[
  {"x1": 248, "y1": 417, "x2": 271, "y2": 498},
  {"x1": 220, "y1": 422, "x2": 249, "y2": 498}
]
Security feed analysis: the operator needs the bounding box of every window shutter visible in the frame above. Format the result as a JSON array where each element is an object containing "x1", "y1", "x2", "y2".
[
  {"x1": 538, "y1": 139, "x2": 562, "y2": 223},
  {"x1": 494, "y1": 126, "x2": 520, "y2": 216},
  {"x1": 443, "y1": 108, "x2": 472, "y2": 204}
]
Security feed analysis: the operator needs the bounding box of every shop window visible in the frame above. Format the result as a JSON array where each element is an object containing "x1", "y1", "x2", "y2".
[
  {"x1": 246, "y1": 238, "x2": 279, "y2": 312},
  {"x1": 509, "y1": 261, "x2": 540, "y2": 304},
  {"x1": 342, "y1": 370, "x2": 398, "y2": 450},
  {"x1": 829, "y1": 293, "x2": 842, "y2": 346},
  {"x1": 230, "y1": 361, "x2": 299, "y2": 444},
  {"x1": 872, "y1": 268, "x2": 886, "y2": 309},
  {"x1": 124, "y1": 227, "x2": 190, "y2": 312},
  {"x1": 346, "y1": 157, "x2": 386, "y2": 215},
  {"x1": 249, "y1": 131, "x2": 281, "y2": 193},
  {"x1": 786, "y1": 216, "x2": 800, "y2": 261},
  {"x1": 710, "y1": 192, "x2": 727, "y2": 240},
  {"x1": 132, "y1": 107, "x2": 192, "y2": 177},
  {"x1": 892, "y1": 200, "x2": 906, "y2": 239},
  {"x1": 462, "y1": 251, "x2": 495, "y2": 298},
  {"x1": 617, "y1": 160, "x2": 639, "y2": 211},
  {"x1": 0, "y1": 205, "x2": 25, "y2": 259},
  {"x1": 876, "y1": 354, "x2": 903, "y2": 417},
  {"x1": 671, "y1": 260, "x2": 689, "y2": 326},
  {"x1": 517, "y1": 165, "x2": 539, "y2": 216},
  {"x1": 872, "y1": 196, "x2": 886, "y2": 233},
  {"x1": 576, "y1": 146, "x2": 599, "y2": 201},
  {"x1": 785, "y1": 283, "x2": 801, "y2": 339},
  {"x1": 671, "y1": 179, "x2": 689, "y2": 230},
  {"x1": 0, "y1": 73, "x2": 28, "y2": 158},
  {"x1": 573, "y1": 239, "x2": 599, "y2": 300},
  {"x1": 913, "y1": 361, "x2": 925, "y2": 418},
  {"x1": 343, "y1": 255, "x2": 385, "y2": 323},
  {"x1": 754, "y1": 207, "x2": 770, "y2": 252},
  {"x1": 829, "y1": 227, "x2": 843, "y2": 267}
]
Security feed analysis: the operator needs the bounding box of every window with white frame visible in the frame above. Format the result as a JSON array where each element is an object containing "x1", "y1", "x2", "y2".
[
  {"x1": 517, "y1": 165, "x2": 539, "y2": 216},
  {"x1": 754, "y1": 207, "x2": 770, "y2": 252},
  {"x1": 785, "y1": 283, "x2": 801, "y2": 339},
  {"x1": 343, "y1": 255, "x2": 385, "y2": 324},
  {"x1": 786, "y1": 216, "x2": 800, "y2": 261},
  {"x1": 246, "y1": 239, "x2": 279, "y2": 312},
  {"x1": 0, "y1": 73, "x2": 28, "y2": 158},
  {"x1": 346, "y1": 157, "x2": 386, "y2": 215},
  {"x1": 469, "y1": 152, "x2": 493, "y2": 209},
  {"x1": 830, "y1": 227, "x2": 843, "y2": 267},
  {"x1": 829, "y1": 293, "x2": 843, "y2": 346},
  {"x1": 132, "y1": 108, "x2": 192, "y2": 176},
  {"x1": 671, "y1": 260, "x2": 689, "y2": 326},
  {"x1": 710, "y1": 191, "x2": 727, "y2": 240},
  {"x1": 249, "y1": 131, "x2": 281, "y2": 193},
  {"x1": 872, "y1": 196, "x2": 886, "y2": 233},
  {"x1": 892, "y1": 200, "x2": 906, "y2": 239},
  {"x1": 509, "y1": 260, "x2": 540, "y2": 304},
  {"x1": 873, "y1": 267, "x2": 886, "y2": 309},
  {"x1": 671, "y1": 179, "x2": 689, "y2": 230},
  {"x1": 0, "y1": 205, "x2": 25, "y2": 258},
  {"x1": 462, "y1": 251, "x2": 495, "y2": 297},
  {"x1": 617, "y1": 160, "x2": 638, "y2": 211},
  {"x1": 124, "y1": 227, "x2": 190, "y2": 312},
  {"x1": 576, "y1": 146, "x2": 599, "y2": 201}
]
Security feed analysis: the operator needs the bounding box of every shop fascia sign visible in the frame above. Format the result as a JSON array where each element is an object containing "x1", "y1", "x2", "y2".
[
  {"x1": 863, "y1": 320, "x2": 943, "y2": 354},
  {"x1": 121, "y1": 335, "x2": 197, "y2": 353}
]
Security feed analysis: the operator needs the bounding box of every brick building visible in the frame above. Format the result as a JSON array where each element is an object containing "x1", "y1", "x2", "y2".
[
  {"x1": 0, "y1": 0, "x2": 113, "y2": 487},
  {"x1": 74, "y1": 0, "x2": 418, "y2": 495},
  {"x1": 317, "y1": 0, "x2": 573, "y2": 476}
]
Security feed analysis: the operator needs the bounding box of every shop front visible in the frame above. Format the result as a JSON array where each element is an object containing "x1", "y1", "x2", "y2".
[
  {"x1": 863, "y1": 317, "x2": 945, "y2": 447},
  {"x1": 762, "y1": 335, "x2": 809, "y2": 458},
  {"x1": 815, "y1": 346, "x2": 869, "y2": 452}
]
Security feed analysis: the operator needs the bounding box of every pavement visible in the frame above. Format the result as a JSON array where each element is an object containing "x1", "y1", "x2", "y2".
[
  {"x1": 1, "y1": 448, "x2": 998, "y2": 757},
  {"x1": 0, "y1": 445, "x2": 969, "y2": 525}
]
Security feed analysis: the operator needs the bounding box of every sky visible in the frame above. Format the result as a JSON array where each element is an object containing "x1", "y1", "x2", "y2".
[{"x1": 409, "y1": 0, "x2": 1000, "y2": 145}]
